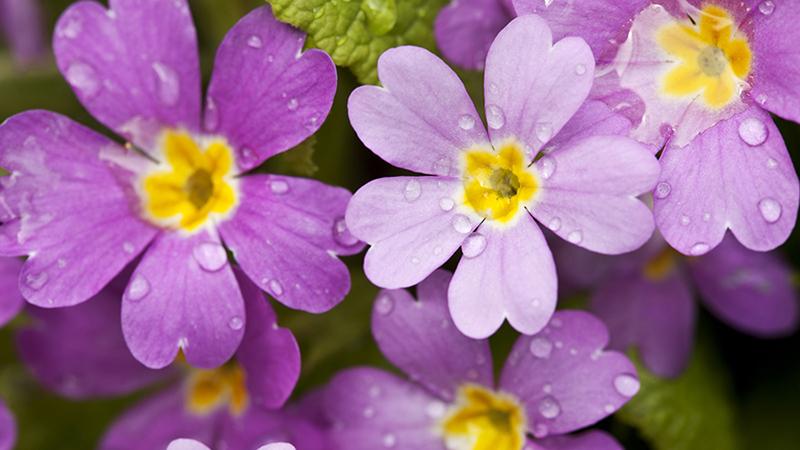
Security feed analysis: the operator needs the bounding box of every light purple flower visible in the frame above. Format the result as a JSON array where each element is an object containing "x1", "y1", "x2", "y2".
[
  {"x1": 324, "y1": 270, "x2": 639, "y2": 450},
  {"x1": 434, "y1": 0, "x2": 649, "y2": 70},
  {"x1": 16, "y1": 268, "x2": 314, "y2": 450},
  {"x1": 604, "y1": 0, "x2": 800, "y2": 254},
  {"x1": 555, "y1": 232, "x2": 798, "y2": 377},
  {"x1": 0, "y1": 1, "x2": 362, "y2": 369},
  {"x1": 346, "y1": 15, "x2": 659, "y2": 338},
  {"x1": 0, "y1": 399, "x2": 14, "y2": 450},
  {"x1": 0, "y1": 0, "x2": 46, "y2": 65},
  {"x1": 0, "y1": 257, "x2": 22, "y2": 327},
  {"x1": 168, "y1": 440, "x2": 296, "y2": 450}
]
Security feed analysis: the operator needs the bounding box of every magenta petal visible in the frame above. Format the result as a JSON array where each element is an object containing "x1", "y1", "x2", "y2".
[
  {"x1": 122, "y1": 231, "x2": 244, "y2": 369},
  {"x1": 0, "y1": 399, "x2": 14, "y2": 450},
  {"x1": 206, "y1": 6, "x2": 336, "y2": 172},
  {"x1": 217, "y1": 408, "x2": 324, "y2": 450},
  {"x1": 219, "y1": 175, "x2": 352, "y2": 313},
  {"x1": 512, "y1": 0, "x2": 648, "y2": 62},
  {"x1": 484, "y1": 15, "x2": 594, "y2": 150},
  {"x1": 0, "y1": 257, "x2": 23, "y2": 327},
  {"x1": 0, "y1": 0, "x2": 45, "y2": 64},
  {"x1": 349, "y1": 46, "x2": 488, "y2": 176},
  {"x1": 100, "y1": 389, "x2": 217, "y2": 450},
  {"x1": 235, "y1": 270, "x2": 300, "y2": 410},
  {"x1": 590, "y1": 268, "x2": 696, "y2": 378},
  {"x1": 324, "y1": 368, "x2": 444, "y2": 450},
  {"x1": 750, "y1": 0, "x2": 800, "y2": 123},
  {"x1": 347, "y1": 176, "x2": 471, "y2": 289},
  {"x1": 449, "y1": 216, "x2": 557, "y2": 338},
  {"x1": 691, "y1": 234, "x2": 799, "y2": 337},
  {"x1": 54, "y1": 0, "x2": 201, "y2": 149},
  {"x1": 17, "y1": 282, "x2": 169, "y2": 399},
  {"x1": 500, "y1": 311, "x2": 639, "y2": 436},
  {"x1": 0, "y1": 111, "x2": 158, "y2": 307},
  {"x1": 544, "y1": 101, "x2": 633, "y2": 153},
  {"x1": 654, "y1": 106, "x2": 799, "y2": 255},
  {"x1": 434, "y1": 0, "x2": 511, "y2": 70},
  {"x1": 372, "y1": 270, "x2": 493, "y2": 402},
  {"x1": 167, "y1": 440, "x2": 209, "y2": 450},
  {"x1": 537, "y1": 430, "x2": 623, "y2": 450}
]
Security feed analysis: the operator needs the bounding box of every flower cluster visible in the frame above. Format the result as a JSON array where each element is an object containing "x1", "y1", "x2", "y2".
[{"x1": 0, "y1": 0, "x2": 798, "y2": 449}]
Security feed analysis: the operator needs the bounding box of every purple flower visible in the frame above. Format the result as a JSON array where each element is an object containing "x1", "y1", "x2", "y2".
[
  {"x1": 346, "y1": 15, "x2": 659, "y2": 338},
  {"x1": 168, "y1": 439, "x2": 296, "y2": 450},
  {"x1": 16, "y1": 269, "x2": 318, "y2": 450},
  {"x1": 0, "y1": 399, "x2": 14, "y2": 450},
  {"x1": 606, "y1": 0, "x2": 800, "y2": 254},
  {"x1": 555, "y1": 232, "x2": 798, "y2": 377},
  {"x1": 434, "y1": 0, "x2": 649, "y2": 70},
  {"x1": 0, "y1": 1, "x2": 362, "y2": 369},
  {"x1": 0, "y1": 257, "x2": 22, "y2": 327},
  {"x1": 0, "y1": 0, "x2": 46, "y2": 65},
  {"x1": 323, "y1": 270, "x2": 639, "y2": 450}
]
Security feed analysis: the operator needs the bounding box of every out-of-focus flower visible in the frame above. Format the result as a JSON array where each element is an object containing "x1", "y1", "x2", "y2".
[
  {"x1": 0, "y1": 1, "x2": 361, "y2": 369},
  {"x1": 346, "y1": 15, "x2": 658, "y2": 339},
  {"x1": 555, "y1": 232, "x2": 798, "y2": 377},
  {"x1": 168, "y1": 438, "x2": 295, "y2": 450},
  {"x1": 0, "y1": 399, "x2": 14, "y2": 450},
  {"x1": 16, "y1": 268, "x2": 314, "y2": 450},
  {"x1": 0, "y1": 0, "x2": 46, "y2": 65},
  {"x1": 324, "y1": 270, "x2": 639, "y2": 450},
  {"x1": 0, "y1": 257, "x2": 22, "y2": 327}
]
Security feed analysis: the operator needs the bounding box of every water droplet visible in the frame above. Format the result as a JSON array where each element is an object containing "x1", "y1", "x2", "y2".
[
  {"x1": 758, "y1": 197, "x2": 782, "y2": 223},
  {"x1": 451, "y1": 214, "x2": 472, "y2": 234},
  {"x1": 270, "y1": 180, "x2": 290, "y2": 194},
  {"x1": 702, "y1": 212, "x2": 712, "y2": 222},
  {"x1": 333, "y1": 217, "x2": 360, "y2": 247},
  {"x1": 192, "y1": 242, "x2": 228, "y2": 272},
  {"x1": 550, "y1": 317, "x2": 562, "y2": 328},
  {"x1": 25, "y1": 272, "x2": 49, "y2": 290},
  {"x1": 127, "y1": 275, "x2": 150, "y2": 301},
  {"x1": 680, "y1": 215, "x2": 691, "y2": 226},
  {"x1": 542, "y1": 383, "x2": 552, "y2": 394},
  {"x1": 60, "y1": 18, "x2": 82, "y2": 39},
  {"x1": 431, "y1": 157, "x2": 451, "y2": 176},
  {"x1": 403, "y1": 179, "x2": 421, "y2": 201},
  {"x1": 756, "y1": 93, "x2": 768, "y2": 105},
  {"x1": 363, "y1": 406, "x2": 375, "y2": 418},
  {"x1": 65, "y1": 62, "x2": 100, "y2": 97},
  {"x1": 458, "y1": 114, "x2": 475, "y2": 130},
  {"x1": 247, "y1": 35, "x2": 263, "y2": 48},
  {"x1": 375, "y1": 294, "x2": 394, "y2": 315},
  {"x1": 538, "y1": 396, "x2": 561, "y2": 419},
  {"x1": 369, "y1": 385, "x2": 382, "y2": 398},
  {"x1": 461, "y1": 233, "x2": 487, "y2": 258},
  {"x1": 56, "y1": 258, "x2": 67, "y2": 269},
  {"x1": 614, "y1": 374, "x2": 640, "y2": 397},
  {"x1": 382, "y1": 433, "x2": 396, "y2": 448},
  {"x1": 654, "y1": 182, "x2": 672, "y2": 199},
  {"x1": 758, "y1": 0, "x2": 775, "y2": 15},
  {"x1": 287, "y1": 98, "x2": 299, "y2": 111},
  {"x1": 575, "y1": 64, "x2": 587, "y2": 75},
  {"x1": 567, "y1": 230, "x2": 583, "y2": 244},
  {"x1": 426, "y1": 401, "x2": 446, "y2": 419},
  {"x1": 689, "y1": 242, "x2": 710, "y2": 255},
  {"x1": 766, "y1": 158, "x2": 778, "y2": 169},
  {"x1": 533, "y1": 423, "x2": 549, "y2": 438},
  {"x1": 439, "y1": 197, "x2": 455, "y2": 211},
  {"x1": 529, "y1": 336, "x2": 553, "y2": 358},
  {"x1": 547, "y1": 217, "x2": 562, "y2": 231},
  {"x1": 604, "y1": 404, "x2": 615, "y2": 413},
  {"x1": 228, "y1": 316, "x2": 243, "y2": 330},
  {"x1": 539, "y1": 156, "x2": 556, "y2": 180},
  {"x1": 151, "y1": 62, "x2": 180, "y2": 106},
  {"x1": 738, "y1": 117, "x2": 768, "y2": 146},
  {"x1": 268, "y1": 279, "x2": 284, "y2": 296},
  {"x1": 535, "y1": 122, "x2": 554, "y2": 144},
  {"x1": 204, "y1": 96, "x2": 219, "y2": 131},
  {"x1": 486, "y1": 104, "x2": 506, "y2": 129}
]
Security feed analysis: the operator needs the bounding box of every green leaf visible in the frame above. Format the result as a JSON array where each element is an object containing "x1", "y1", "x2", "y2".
[
  {"x1": 267, "y1": 0, "x2": 449, "y2": 84},
  {"x1": 616, "y1": 335, "x2": 740, "y2": 450},
  {"x1": 260, "y1": 135, "x2": 319, "y2": 177}
]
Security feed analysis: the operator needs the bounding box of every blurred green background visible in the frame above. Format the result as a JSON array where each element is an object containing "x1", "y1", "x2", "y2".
[{"x1": 1, "y1": 1, "x2": 799, "y2": 449}]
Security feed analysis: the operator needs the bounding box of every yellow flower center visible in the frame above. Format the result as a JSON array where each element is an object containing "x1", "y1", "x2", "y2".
[
  {"x1": 658, "y1": 5, "x2": 752, "y2": 109},
  {"x1": 140, "y1": 130, "x2": 238, "y2": 233},
  {"x1": 186, "y1": 361, "x2": 249, "y2": 416},
  {"x1": 442, "y1": 384, "x2": 527, "y2": 450},
  {"x1": 643, "y1": 246, "x2": 679, "y2": 281},
  {"x1": 462, "y1": 141, "x2": 538, "y2": 223}
]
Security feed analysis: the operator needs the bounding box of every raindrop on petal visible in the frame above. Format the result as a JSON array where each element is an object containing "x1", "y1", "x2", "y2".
[
  {"x1": 758, "y1": 197, "x2": 782, "y2": 223},
  {"x1": 333, "y1": 217, "x2": 360, "y2": 247},
  {"x1": 737, "y1": 117, "x2": 768, "y2": 146},
  {"x1": 614, "y1": 373, "x2": 640, "y2": 397},
  {"x1": 535, "y1": 122, "x2": 553, "y2": 144},
  {"x1": 287, "y1": 98, "x2": 299, "y2": 111},
  {"x1": 758, "y1": 0, "x2": 775, "y2": 15},
  {"x1": 66, "y1": 62, "x2": 100, "y2": 97},
  {"x1": 268, "y1": 279, "x2": 284, "y2": 296},
  {"x1": 127, "y1": 275, "x2": 150, "y2": 301},
  {"x1": 486, "y1": 104, "x2": 506, "y2": 130},
  {"x1": 25, "y1": 272, "x2": 49, "y2": 290},
  {"x1": 690, "y1": 242, "x2": 710, "y2": 255},
  {"x1": 529, "y1": 336, "x2": 553, "y2": 358},
  {"x1": 567, "y1": 230, "x2": 583, "y2": 244},
  {"x1": 654, "y1": 182, "x2": 672, "y2": 199},
  {"x1": 539, "y1": 157, "x2": 556, "y2": 180},
  {"x1": 270, "y1": 180, "x2": 290, "y2": 194},
  {"x1": 538, "y1": 396, "x2": 561, "y2": 419},
  {"x1": 228, "y1": 316, "x2": 244, "y2": 330},
  {"x1": 439, "y1": 197, "x2": 455, "y2": 211},
  {"x1": 375, "y1": 294, "x2": 394, "y2": 315},
  {"x1": 458, "y1": 114, "x2": 475, "y2": 130},
  {"x1": 151, "y1": 62, "x2": 180, "y2": 106},
  {"x1": 403, "y1": 179, "x2": 421, "y2": 201},
  {"x1": 451, "y1": 214, "x2": 472, "y2": 234},
  {"x1": 547, "y1": 217, "x2": 562, "y2": 231},
  {"x1": 461, "y1": 233, "x2": 487, "y2": 258},
  {"x1": 247, "y1": 35, "x2": 263, "y2": 48},
  {"x1": 192, "y1": 242, "x2": 228, "y2": 272}
]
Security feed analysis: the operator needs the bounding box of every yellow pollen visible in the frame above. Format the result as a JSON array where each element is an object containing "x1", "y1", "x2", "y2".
[
  {"x1": 141, "y1": 130, "x2": 238, "y2": 232},
  {"x1": 657, "y1": 5, "x2": 752, "y2": 108},
  {"x1": 462, "y1": 141, "x2": 538, "y2": 223},
  {"x1": 442, "y1": 384, "x2": 527, "y2": 450},
  {"x1": 643, "y1": 246, "x2": 679, "y2": 281},
  {"x1": 186, "y1": 362, "x2": 249, "y2": 416}
]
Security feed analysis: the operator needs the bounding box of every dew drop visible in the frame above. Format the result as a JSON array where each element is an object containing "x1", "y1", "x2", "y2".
[
  {"x1": 25, "y1": 272, "x2": 49, "y2": 290},
  {"x1": 192, "y1": 242, "x2": 228, "y2": 272},
  {"x1": 65, "y1": 62, "x2": 100, "y2": 97},
  {"x1": 204, "y1": 96, "x2": 219, "y2": 131},
  {"x1": 702, "y1": 212, "x2": 712, "y2": 222},
  {"x1": 451, "y1": 214, "x2": 472, "y2": 234},
  {"x1": 268, "y1": 279, "x2": 284, "y2": 296},
  {"x1": 431, "y1": 157, "x2": 451, "y2": 176},
  {"x1": 614, "y1": 373, "x2": 640, "y2": 397},
  {"x1": 680, "y1": 215, "x2": 691, "y2": 226},
  {"x1": 758, "y1": 0, "x2": 775, "y2": 15},
  {"x1": 151, "y1": 62, "x2": 180, "y2": 106},
  {"x1": 127, "y1": 275, "x2": 150, "y2": 301},
  {"x1": 689, "y1": 242, "x2": 710, "y2": 255},
  {"x1": 737, "y1": 117, "x2": 768, "y2": 146},
  {"x1": 375, "y1": 294, "x2": 394, "y2": 315},
  {"x1": 458, "y1": 114, "x2": 476, "y2": 130},
  {"x1": 533, "y1": 423, "x2": 549, "y2": 438},
  {"x1": 247, "y1": 35, "x2": 263, "y2": 48},
  {"x1": 538, "y1": 396, "x2": 562, "y2": 419},
  {"x1": 228, "y1": 316, "x2": 244, "y2": 330},
  {"x1": 56, "y1": 258, "x2": 67, "y2": 269},
  {"x1": 756, "y1": 93, "x2": 768, "y2": 105},
  {"x1": 535, "y1": 122, "x2": 554, "y2": 144},
  {"x1": 766, "y1": 158, "x2": 778, "y2": 169},
  {"x1": 382, "y1": 433, "x2": 396, "y2": 448},
  {"x1": 567, "y1": 230, "x2": 583, "y2": 244},
  {"x1": 426, "y1": 401, "x2": 446, "y2": 419},
  {"x1": 654, "y1": 182, "x2": 672, "y2": 199},
  {"x1": 270, "y1": 180, "x2": 290, "y2": 194},
  {"x1": 604, "y1": 404, "x2": 615, "y2": 413},
  {"x1": 547, "y1": 217, "x2": 562, "y2": 232},
  {"x1": 369, "y1": 385, "x2": 382, "y2": 398},
  {"x1": 461, "y1": 233, "x2": 487, "y2": 258},
  {"x1": 758, "y1": 197, "x2": 782, "y2": 223},
  {"x1": 333, "y1": 217, "x2": 360, "y2": 247},
  {"x1": 439, "y1": 197, "x2": 455, "y2": 211},
  {"x1": 486, "y1": 104, "x2": 506, "y2": 129},
  {"x1": 575, "y1": 64, "x2": 587, "y2": 75},
  {"x1": 539, "y1": 156, "x2": 556, "y2": 179},
  {"x1": 287, "y1": 98, "x2": 299, "y2": 111},
  {"x1": 403, "y1": 179, "x2": 422, "y2": 201},
  {"x1": 529, "y1": 336, "x2": 553, "y2": 359}
]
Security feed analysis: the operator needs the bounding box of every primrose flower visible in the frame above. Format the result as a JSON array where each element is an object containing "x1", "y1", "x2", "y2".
[
  {"x1": 16, "y1": 269, "x2": 317, "y2": 450},
  {"x1": 0, "y1": 1, "x2": 361, "y2": 369},
  {"x1": 435, "y1": 0, "x2": 648, "y2": 69},
  {"x1": 346, "y1": 15, "x2": 659, "y2": 338},
  {"x1": 0, "y1": 257, "x2": 22, "y2": 327},
  {"x1": 608, "y1": 0, "x2": 800, "y2": 254},
  {"x1": 555, "y1": 232, "x2": 798, "y2": 377},
  {"x1": 324, "y1": 270, "x2": 639, "y2": 450},
  {"x1": 168, "y1": 439, "x2": 295, "y2": 450},
  {"x1": 0, "y1": 0, "x2": 45, "y2": 65},
  {"x1": 0, "y1": 399, "x2": 13, "y2": 450}
]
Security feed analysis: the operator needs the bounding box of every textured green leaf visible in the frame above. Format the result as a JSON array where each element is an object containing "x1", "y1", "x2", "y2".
[
  {"x1": 267, "y1": 0, "x2": 449, "y2": 84},
  {"x1": 617, "y1": 335, "x2": 740, "y2": 450}
]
